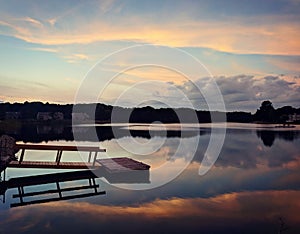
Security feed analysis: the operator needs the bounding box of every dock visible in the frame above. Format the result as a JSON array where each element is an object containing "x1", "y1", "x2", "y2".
[
  {"x1": 3, "y1": 144, "x2": 150, "y2": 172},
  {"x1": 0, "y1": 142, "x2": 151, "y2": 208}
]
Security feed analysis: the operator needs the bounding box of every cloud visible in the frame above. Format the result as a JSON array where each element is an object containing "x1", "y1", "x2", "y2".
[
  {"x1": 63, "y1": 53, "x2": 89, "y2": 63},
  {"x1": 15, "y1": 17, "x2": 43, "y2": 28},
  {"x1": 28, "y1": 47, "x2": 58, "y2": 53},
  {"x1": 55, "y1": 70, "x2": 300, "y2": 110},
  {"x1": 0, "y1": 4, "x2": 299, "y2": 55},
  {"x1": 174, "y1": 75, "x2": 300, "y2": 111}
]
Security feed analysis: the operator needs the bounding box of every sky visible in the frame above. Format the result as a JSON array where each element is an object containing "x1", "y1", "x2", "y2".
[{"x1": 0, "y1": 0, "x2": 299, "y2": 112}]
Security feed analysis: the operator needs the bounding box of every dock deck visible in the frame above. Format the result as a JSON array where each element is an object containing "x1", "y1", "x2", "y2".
[{"x1": 97, "y1": 157, "x2": 150, "y2": 173}]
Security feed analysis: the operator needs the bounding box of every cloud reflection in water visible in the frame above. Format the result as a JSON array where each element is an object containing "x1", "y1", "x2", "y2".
[{"x1": 1, "y1": 190, "x2": 300, "y2": 234}]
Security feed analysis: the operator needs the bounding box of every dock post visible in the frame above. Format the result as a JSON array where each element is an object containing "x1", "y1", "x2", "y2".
[
  {"x1": 56, "y1": 182, "x2": 62, "y2": 198},
  {"x1": 88, "y1": 152, "x2": 92, "y2": 163},
  {"x1": 92, "y1": 152, "x2": 98, "y2": 166},
  {"x1": 19, "y1": 149, "x2": 25, "y2": 164},
  {"x1": 92, "y1": 178, "x2": 97, "y2": 193},
  {"x1": 18, "y1": 186, "x2": 24, "y2": 203},
  {"x1": 55, "y1": 150, "x2": 59, "y2": 163},
  {"x1": 56, "y1": 150, "x2": 63, "y2": 165}
]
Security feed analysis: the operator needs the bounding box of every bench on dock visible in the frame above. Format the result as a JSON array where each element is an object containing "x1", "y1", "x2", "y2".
[{"x1": 8, "y1": 144, "x2": 106, "y2": 169}]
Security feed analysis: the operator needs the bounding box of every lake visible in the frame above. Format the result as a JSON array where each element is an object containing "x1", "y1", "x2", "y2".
[{"x1": 0, "y1": 123, "x2": 300, "y2": 234}]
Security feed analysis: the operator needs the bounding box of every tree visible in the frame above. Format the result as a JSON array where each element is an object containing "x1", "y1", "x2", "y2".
[{"x1": 254, "y1": 100, "x2": 277, "y2": 122}]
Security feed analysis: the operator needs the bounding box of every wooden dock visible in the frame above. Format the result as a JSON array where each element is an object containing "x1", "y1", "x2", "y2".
[
  {"x1": 97, "y1": 157, "x2": 150, "y2": 173},
  {"x1": 1, "y1": 144, "x2": 152, "y2": 207},
  {"x1": 4, "y1": 144, "x2": 150, "y2": 172}
]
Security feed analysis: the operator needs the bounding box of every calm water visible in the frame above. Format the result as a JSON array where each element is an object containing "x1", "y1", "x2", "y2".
[{"x1": 0, "y1": 123, "x2": 300, "y2": 234}]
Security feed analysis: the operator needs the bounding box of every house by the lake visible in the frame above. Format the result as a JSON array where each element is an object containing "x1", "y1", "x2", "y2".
[
  {"x1": 37, "y1": 112, "x2": 64, "y2": 121},
  {"x1": 288, "y1": 113, "x2": 300, "y2": 123},
  {"x1": 5, "y1": 112, "x2": 21, "y2": 120}
]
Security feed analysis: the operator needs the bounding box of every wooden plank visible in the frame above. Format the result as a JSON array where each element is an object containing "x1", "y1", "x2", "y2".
[
  {"x1": 8, "y1": 161, "x2": 101, "y2": 169},
  {"x1": 15, "y1": 144, "x2": 106, "y2": 152},
  {"x1": 97, "y1": 157, "x2": 150, "y2": 173}
]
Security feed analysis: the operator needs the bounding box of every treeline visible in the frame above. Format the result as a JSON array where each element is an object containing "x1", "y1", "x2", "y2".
[
  {"x1": 0, "y1": 101, "x2": 73, "y2": 120},
  {"x1": 253, "y1": 100, "x2": 300, "y2": 123},
  {"x1": 0, "y1": 100, "x2": 299, "y2": 123}
]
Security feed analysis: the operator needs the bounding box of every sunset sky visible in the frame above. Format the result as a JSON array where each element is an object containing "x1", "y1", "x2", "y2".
[{"x1": 0, "y1": 0, "x2": 299, "y2": 111}]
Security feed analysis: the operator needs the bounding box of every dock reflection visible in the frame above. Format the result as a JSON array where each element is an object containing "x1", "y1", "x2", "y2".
[{"x1": 0, "y1": 168, "x2": 150, "y2": 208}]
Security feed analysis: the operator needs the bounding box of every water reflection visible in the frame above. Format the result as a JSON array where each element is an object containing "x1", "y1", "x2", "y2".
[
  {"x1": 4, "y1": 170, "x2": 105, "y2": 208},
  {"x1": 5, "y1": 124, "x2": 204, "y2": 143},
  {"x1": 257, "y1": 130, "x2": 300, "y2": 147},
  {"x1": 0, "y1": 123, "x2": 299, "y2": 233},
  {"x1": 1, "y1": 185, "x2": 300, "y2": 233},
  {"x1": 2, "y1": 123, "x2": 300, "y2": 146}
]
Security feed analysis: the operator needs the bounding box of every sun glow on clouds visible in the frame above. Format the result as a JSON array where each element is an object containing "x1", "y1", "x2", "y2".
[
  {"x1": 1, "y1": 18, "x2": 300, "y2": 56},
  {"x1": 0, "y1": 2, "x2": 299, "y2": 55},
  {"x1": 115, "y1": 66, "x2": 187, "y2": 85},
  {"x1": 0, "y1": 0, "x2": 299, "y2": 107}
]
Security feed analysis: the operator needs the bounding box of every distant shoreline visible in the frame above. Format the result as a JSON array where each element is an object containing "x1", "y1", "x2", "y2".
[{"x1": 0, "y1": 101, "x2": 299, "y2": 125}]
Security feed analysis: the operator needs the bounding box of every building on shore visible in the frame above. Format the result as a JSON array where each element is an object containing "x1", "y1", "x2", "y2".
[
  {"x1": 36, "y1": 112, "x2": 52, "y2": 121},
  {"x1": 36, "y1": 112, "x2": 64, "y2": 121},
  {"x1": 53, "y1": 112, "x2": 64, "y2": 120},
  {"x1": 288, "y1": 113, "x2": 300, "y2": 123},
  {"x1": 5, "y1": 112, "x2": 21, "y2": 120}
]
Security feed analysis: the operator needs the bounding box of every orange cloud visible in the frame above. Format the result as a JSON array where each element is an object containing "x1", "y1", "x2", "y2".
[
  {"x1": 1, "y1": 15, "x2": 300, "y2": 55},
  {"x1": 15, "y1": 17, "x2": 43, "y2": 28},
  {"x1": 116, "y1": 66, "x2": 187, "y2": 85},
  {"x1": 63, "y1": 53, "x2": 89, "y2": 63}
]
